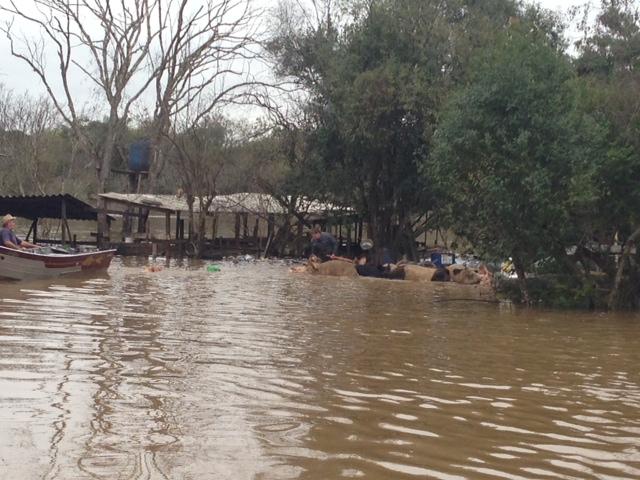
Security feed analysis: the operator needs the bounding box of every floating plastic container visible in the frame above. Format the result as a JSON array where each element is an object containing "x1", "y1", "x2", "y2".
[
  {"x1": 128, "y1": 139, "x2": 151, "y2": 172},
  {"x1": 207, "y1": 264, "x2": 221, "y2": 272},
  {"x1": 430, "y1": 252, "x2": 455, "y2": 267}
]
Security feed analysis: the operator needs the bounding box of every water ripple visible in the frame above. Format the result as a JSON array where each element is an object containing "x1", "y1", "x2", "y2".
[{"x1": 0, "y1": 259, "x2": 639, "y2": 479}]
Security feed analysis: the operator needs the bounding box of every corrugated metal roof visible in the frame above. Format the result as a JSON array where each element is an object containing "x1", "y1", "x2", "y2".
[
  {"x1": 99, "y1": 193, "x2": 191, "y2": 212},
  {"x1": 0, "y1": 194, "x2": 99, "y2": 221},
  {"x1": 99, "y1": 192, "x2": 352, "y2": 216},
  {"x1": 209, "y1": 193, "x2": 350, "y2": 215}
]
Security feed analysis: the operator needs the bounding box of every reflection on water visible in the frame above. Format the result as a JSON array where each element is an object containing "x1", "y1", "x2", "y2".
[{"x1": 1, "y1": 257, "x2": 640, "y2": 479}]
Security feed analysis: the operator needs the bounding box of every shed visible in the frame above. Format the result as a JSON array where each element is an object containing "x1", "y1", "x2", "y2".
[
  {"x1": 0, "y1": 194, "x2": 100, "y2": 244},
  {"x1": 98, "y1": 192, "x2": 359, "y2": 255}
]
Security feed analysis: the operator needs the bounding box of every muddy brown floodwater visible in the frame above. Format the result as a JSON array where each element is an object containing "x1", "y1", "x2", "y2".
[{"x1": 1, "y1": 257, "x2": 639, "y2": 479}]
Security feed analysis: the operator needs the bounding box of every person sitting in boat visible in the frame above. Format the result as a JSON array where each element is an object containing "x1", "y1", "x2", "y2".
[
  {"x1": 309, "y1": 225, "x2": 337, "y2": 262},
  {"x1": 1, "y1": 214, "x2": 37, "y2": 250}
]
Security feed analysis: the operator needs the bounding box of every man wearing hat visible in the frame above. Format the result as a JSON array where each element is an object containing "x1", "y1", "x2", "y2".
[{"x1": 1, "y1": 214, "x2": 37, "y2": 250}]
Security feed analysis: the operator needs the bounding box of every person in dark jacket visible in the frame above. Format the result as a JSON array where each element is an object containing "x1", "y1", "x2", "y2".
[
  {"x1": 354, "y1": 253, "x2": 405, "y2": 280},
  {"x1": 309, "y1": 226, "x2": 337, "y2": 261}
]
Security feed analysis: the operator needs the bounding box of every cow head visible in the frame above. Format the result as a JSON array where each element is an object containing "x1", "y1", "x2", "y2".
[{"x1": 447, "y1": 265, "x2": 481, "y2": 284}]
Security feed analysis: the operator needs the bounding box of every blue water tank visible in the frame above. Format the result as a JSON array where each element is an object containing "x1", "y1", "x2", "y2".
[{"x1": 128, "y1": 140, "x2": 151, "y2": 172}]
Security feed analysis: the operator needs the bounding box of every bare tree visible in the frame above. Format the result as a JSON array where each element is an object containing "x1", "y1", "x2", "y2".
[
  {"x1": 0, "y1": 0, "x2": 165, "y2": 241},
  {"x1": 142, "y1": 0, "x2": 276, "y2": 254},
  {"x1": 166, "y1": 109, "x2": 232, "y2": 258},
  {"x1": 1, "y1": 0, "x2": 271, "y2": 242},
  {"x1": 0, "y1": 84, "x2": 65, "y2": 195},
  {"x1": 1, "y1": 0, "x2": 276, "y2": 247}
]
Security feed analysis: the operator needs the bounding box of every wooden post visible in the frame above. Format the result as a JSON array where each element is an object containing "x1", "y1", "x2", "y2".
[
  {"x1": 97, "y1": 196, "x2": 107, "y2": 249},
  {"x1": 267, "y1": 213, "x2": 275, "y2": 238},
  {"x1": 296, "y1": 219, "x2": 304, "y2": 256},
  {"x1": 242, "y1": 213, "x2": 249, "y2": 238},
  {"x1": 66, "y1": 221, "x2": 72, "y2": 244},
  {"x1": 26, "y1": 219, "x2": 37, "y2": 242},
  {"x1": 211, "y1": 214, "x2": 218, "y2": 240},
  {"x1": 234, "y1": 213, "x2": 241, "y2": 249},
  {"x1": 175, "y1": 211, "x2": 181, "y2": 241},
  {"x1": 253, "y1": 217, "x2": 260, "y2": 254},
  {"x1": 164, "y1": 211, "x2": 171, "y2": 258},
  {"x1": 61, "y1": 198, "x2": 67, "y2": 245},
  {"x1": 121, "y1": 174, "x2": 137, "y2": 239},
  {"x1": 252, "y1": 218, "x2": 259, "y2": 241}
]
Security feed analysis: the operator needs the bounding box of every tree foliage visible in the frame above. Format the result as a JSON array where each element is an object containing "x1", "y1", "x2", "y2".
[
  {"x1": 269, "y1": 0, "x2": 519, "y2": 259},
  {"x1": 573, "y1": 0, "x2": 640, "y2": 309},
  {"x1": 430, "y1": 23, "x2": 591, "y2": 303}
]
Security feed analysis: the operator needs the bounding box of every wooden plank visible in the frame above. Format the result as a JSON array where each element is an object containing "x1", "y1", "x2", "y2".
[
  {"x1": 99, "y1": 208, "x2": 149, "y2": 218},
  {"x1": 165, "y1": 212, "x2": 171, "y2": 240}
]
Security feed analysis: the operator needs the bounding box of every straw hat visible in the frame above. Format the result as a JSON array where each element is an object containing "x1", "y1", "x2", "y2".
[{"x1": 2, "y1": 214, "x2": 16, "y2": 226}]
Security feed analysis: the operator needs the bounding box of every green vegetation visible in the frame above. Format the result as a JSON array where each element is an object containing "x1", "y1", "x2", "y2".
[
  {"x1": 430, "y1": 22, "x2": 598, "y2": 305},
  {"x1": 1, "y1": 0, "x2": 640, "y2": 309}
]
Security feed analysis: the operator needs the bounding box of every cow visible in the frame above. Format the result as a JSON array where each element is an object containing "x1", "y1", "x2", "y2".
[
  {"x1": 403, "y1": 264, "x2": 447, "y2": 282},
  {"x1": 291, "y1": 255, "x2": 493, "y2": 289},
  {"x1": 290, "y1": 255, "x2": 359, "y2": 277}
]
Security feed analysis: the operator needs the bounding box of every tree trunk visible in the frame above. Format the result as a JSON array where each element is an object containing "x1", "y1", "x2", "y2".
[
  {"x1": 513, "y1": 257, "x2": 532, "y2": 306},
  {"x1": 368, "y1": 208, "x2": 394, "y2": 265},
  {"x1": 96, "y1": 195, "x2": 109, "y2": 249},
  {"x1": 96, "y1": 117, "x2": 120, "y2": 248},
  {"x1": 195, "y1": 211, "x2": 207, "y2": 259},
  {"x1": 608, "y1": 225, "x2": 640, "y2": 310}
]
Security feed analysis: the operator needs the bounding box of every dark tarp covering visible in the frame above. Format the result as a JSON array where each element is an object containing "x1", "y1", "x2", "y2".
[{"x1": 0, "y1": 194, "x2": 98, "y2": 221}]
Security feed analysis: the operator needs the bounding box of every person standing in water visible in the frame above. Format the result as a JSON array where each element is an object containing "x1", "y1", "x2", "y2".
[{"x1": 309, "y1": 225, "x2": 338, "y2": 262}]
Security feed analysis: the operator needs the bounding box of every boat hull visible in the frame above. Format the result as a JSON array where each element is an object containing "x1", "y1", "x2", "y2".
[{"x1": 0, "y1": 246, "x2": 116, "y2": 281}]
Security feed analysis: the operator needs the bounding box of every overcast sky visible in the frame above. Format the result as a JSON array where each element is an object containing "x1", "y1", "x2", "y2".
[
  {"x1": 0, "y1": 0, "x2": 589, "y2": 119},
  {"x1": 538, "y1": 0, "x2": 584, "y2": 10}
]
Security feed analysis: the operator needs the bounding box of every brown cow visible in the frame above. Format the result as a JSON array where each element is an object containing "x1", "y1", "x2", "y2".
[
  {"x1": 447, "y1": 264, "x2": 482, "y2": 285},
  {"x1": 403, "y1": 264, "x2": 439, "y2": 282},
  {"x1": 291, "y1": 256, "x2": 492, "y2": 288},
  {"x1": 290, "y1": 255, "x2": 359, "y2": 277}
]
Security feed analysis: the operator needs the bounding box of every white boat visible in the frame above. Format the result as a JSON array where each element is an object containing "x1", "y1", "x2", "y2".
[{"x1": 0, "y1": 246, "x2": 116, "y2": 281}]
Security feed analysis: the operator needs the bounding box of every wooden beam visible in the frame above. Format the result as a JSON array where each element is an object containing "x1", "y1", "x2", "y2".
[
  {"x1": 165, "y1": 211, "x2": 171, "y2": 240},
  {"x1": 111, "y1": 168, "x2": 149, "y2": 176},
  {"x1": 101, "y1": 197, "x2": 177, "y2": 213},
  {"x1": 26, "y1": 218, "x2": 36, "y2": 242},
  {"x1": 234, "y1": 213, "x2": 241, "y2": 249},
  {"x1": 61, "y1": 198, "x2": 67, "y2": 245}
]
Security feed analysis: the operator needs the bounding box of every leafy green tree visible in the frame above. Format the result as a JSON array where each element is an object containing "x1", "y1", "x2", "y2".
[
  {"x1": 573, "y1": 0, "x2": 640, "y2": 309},
  {"x1": 430, "y1": 24, "x2": 592, "y2": 304},
  {"x1": 269, "y1": 0, "x2": 518, "y2": 259}
]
